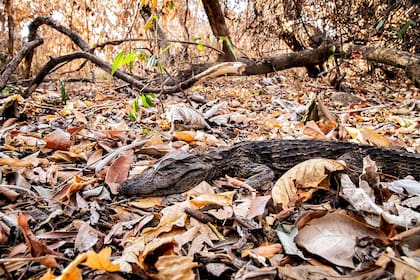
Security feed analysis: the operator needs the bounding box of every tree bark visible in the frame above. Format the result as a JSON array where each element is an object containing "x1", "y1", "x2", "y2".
[
  {"x1": 5, "y1": 0, "x2": 14, "y2": 57},
  {"x1": 201, "y1": 0, "x2": 235, "y2": 62},
  {"x1": 358, "y1": 46, "x2": 420, "y2": 86}
]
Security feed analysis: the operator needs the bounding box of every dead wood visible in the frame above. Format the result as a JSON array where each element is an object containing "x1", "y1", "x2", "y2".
[
  {"x1": 357, "y1": 46, "x2": 420, "y2": 86},
  {"x1": 16, "y1": 16, "x2": 419, "y2": 98},
  {"x1": 242, "y1": 45, "x2": 333, "y2": 75},
  {"x1": 25, "y1": 16, "x2": 91, "y2": 78},
  {"x1": 0, "y1": 38, "x2": 43, "y2": 92}
]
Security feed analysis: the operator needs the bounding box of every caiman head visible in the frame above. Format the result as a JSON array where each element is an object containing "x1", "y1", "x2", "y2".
[{"x1": 120, "y1": 150, "x2": 212, "y2": 196}]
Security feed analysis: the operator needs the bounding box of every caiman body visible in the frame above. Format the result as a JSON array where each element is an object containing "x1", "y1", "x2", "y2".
[{"x1": 121, "y1": 140, "x2": 420, "y2": 196}]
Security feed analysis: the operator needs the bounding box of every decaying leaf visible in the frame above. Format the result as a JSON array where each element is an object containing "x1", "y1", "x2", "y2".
[
  {"x1": 17, "y1": 212, "x2": 58, "y2": 268},
  {"x1": 271, "y1": 158, "x2": 345, "y2": 208},
  {"x1": 295, "y1": 212, "x2": 388, "y2": 268}
]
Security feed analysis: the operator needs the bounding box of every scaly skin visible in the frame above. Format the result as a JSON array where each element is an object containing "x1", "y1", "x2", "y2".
[{"x1": 121, "y1": 140, "x2": 420, "y2": 196}]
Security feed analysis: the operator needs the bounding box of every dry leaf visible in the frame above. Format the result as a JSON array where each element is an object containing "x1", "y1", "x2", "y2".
[
  {"x1": 166, "y1": 103, "x2": 210, "y2": 130},
  {"x1": 250, "y1": 243, "x2": 283, "y2": 258},
  {"x1": 105, "y1": 150, "x2": 133, "y2": 194},
  {"x1": 345, "y1": 127, "x2": 390, "y2": 148},
  {"x1": 247, "y1": 195, "x2": 271, "y2": 219},
  {"x1": 295, "y1": 212, "x2": 387, "y2": 268},
  {"x1": 271, "y1": 158, "x2": 345, "y2": 208},
  {"x1": 17, "y1": 212, "x2": 58, "y2": 268},
  {"x1": 44, "y1": 129, "x2": 74, "y2": 150},
  {"x1": 173, "y1": 131, "x2": 196, "y2": 142},
  {"x1": 154, "y1": 255, "x2": 198, "y2": 280},
  {"x1": 60, "y1": 175, "x2": 98, "y2": 203},
  {"x1": 82, "y1": 247, "x2": 120, "y2": 272},
  {"x1": 0, "y1": 158, "x2": 33, "y2": 167}
]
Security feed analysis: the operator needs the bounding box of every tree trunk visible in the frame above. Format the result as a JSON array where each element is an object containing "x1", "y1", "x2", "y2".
[
  {"x1": 5, "y1": 0, "x2": 14, "y2": 57},
  {"x1": 201, "y1": 0, "x2": 235, "y2": 62}
]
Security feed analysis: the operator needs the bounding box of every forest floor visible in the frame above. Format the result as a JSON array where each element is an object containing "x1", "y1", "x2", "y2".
[{"x1": 0, "y1": 62, "x2": 419, "y2": 279}]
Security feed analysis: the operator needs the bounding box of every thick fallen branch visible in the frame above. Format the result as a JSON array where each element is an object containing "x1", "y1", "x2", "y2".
[
  {"x1": 357, "y1": 46, "x2": 420, "y2": 86},
  {"x1": 25, "y1": 16, "x2": 91, "y2": 78},
  {"x1": 243, "y1": 45, "x2": 334, "y2": 75},
  {"x1": 0, "y1": 38, "x2": 43, "y2": 92},
  {"x1": 23, "y1": 51, "x2": 246, "y2": 97}
]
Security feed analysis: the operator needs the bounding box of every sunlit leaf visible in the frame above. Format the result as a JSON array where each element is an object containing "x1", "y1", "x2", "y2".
[
  {"x1": 82, "y1": 247, "x2": 120, "y2": 272},
  {"x1": 271, "y1": 158, "x2": 345, "y2": 208},
  {"x1": 122, "y1": 51, "x2": 136, "y2": 66},
  {"x1": 111, "y1": 52, "x2": 125, "y2": 75},
  {"x1": 197, "y1": 43, "x2": 204, "y2": 51}
]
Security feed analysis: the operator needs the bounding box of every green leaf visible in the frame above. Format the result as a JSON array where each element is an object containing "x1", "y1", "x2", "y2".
[
  {"x1": 219, "y1": 36, "x2": 236, "y2": 60},
  {"x1": 145, "y1": 94, "x2": 155, "y2": 107},
  {"x1": 328, "y1": 45, "x2": 336, "y2": 60},
  {"x1": 129, "y1": 110, "x2": 137, "y2": 121},
  {"x1": 141, "y1": 94, "x2": 155, "y2": 108},
  {"x1": 168, "y1": 1, "x2": 174, "y2": 9},
  {"x1": 161, "y1": 44, "x2": 172, "y2": 54},
  {"x1": 144, "y1": 16, "x2": 157, "y2": 31},
  {"x1": 375, "y1": 19, "x2": 385, "y2": 31},
  {"x1": 157, "y1": 62, "x2": 165, "y2": 74},
  {"x1": 398, "y1": 19, "x2": 416, "y2": 38},
  {"x1": 137, "y1": 50, "x2": 148, "y2": 61},
  {"x1": 60, "y1": 80, "x2": 67, "y2": 105},
  {"x1": 141, "y1": 95, "x2": 148, "y2": 107},
  {"x1": 133, "y1": 97, "x2": 140, "y2": 111},
  {"x1": 192, "y1": 37, "x2": 201, "y2": 42},
  {"x1": 197, "y1": 43, "x2": 204, "y2": 51},
  {"x1": 122, "y1": 52, "x2": 136, "y2": 66},
  {"x1": 111, "y1": 52, "x2": 125, "y2": 75}
]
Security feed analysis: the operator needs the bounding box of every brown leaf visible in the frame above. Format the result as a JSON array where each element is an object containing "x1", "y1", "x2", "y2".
[
  {"x1": 0, "y1": 185, "x2": 20, "y2": 201},
  {"x1": 345, "y1": 127, "x2": 391, "y2": 148},
  {"x1": 17, "y1": 213, "x2": 58, "y2": 268},
  {"x1": 173, "y1": 131, "x2": 196, "y2": 142},
  {"x1": 247, "y1": 195, "x2": 271, "y2": 219},
  {"x1": 0, "y1": 158, "x2": 33, "y2": 167},
  {"x1": 57, "y1": 175, "x2": 98, "y2": 203},
  {"x1": 44, "y1": 129, "x2": 74, "y2": 150},
  {"x1": 271, "y1": 159, "x2": 345, "y2": 208},
  {"x1": 105, "y1": 150, "x2": 133, "y2": 194},
  {"x1": 295, "y1": 212, "x2": 387, "y2": 268},
  {"x1": 251, "y1": 243, "x2": 283, "y2": 258},
  {"x1": 82, "y1": 247, "x2": 120, "y2": 272},
  {"x1": 154, "y1": 255, "x2": 198, "y2": 280}
]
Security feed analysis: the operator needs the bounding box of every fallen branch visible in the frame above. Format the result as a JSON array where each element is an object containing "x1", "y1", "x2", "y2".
[{"x1": 0, "y1": 38, "x2": 43, "y2": 92}]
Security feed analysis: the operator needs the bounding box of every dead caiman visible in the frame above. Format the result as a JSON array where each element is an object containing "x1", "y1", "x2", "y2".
[{"x1": 120, "y1": 140, "x2": 420, "y2": 196}]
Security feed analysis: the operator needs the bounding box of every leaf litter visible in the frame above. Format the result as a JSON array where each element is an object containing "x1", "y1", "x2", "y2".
[{"x1": 0, "y1": 70, "x2": 419, "y2": 279}]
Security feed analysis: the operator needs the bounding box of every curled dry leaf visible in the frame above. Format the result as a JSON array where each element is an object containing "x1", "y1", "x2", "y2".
[
  {"x1": 295, "y1": 212, "x2": 388, "y2": 268},
  {"x1": 166, "y1": 103, "x2": 210, "y2": 130},
  {"x1": 105, "y1": 150, "x2": 133, "y2": 194},
  {"x1": 376, "y1": 247, "x2": 420, "y2": 280},
  {"x1": 250, "y1": 243, "x2": 283, "y2": 258},
  {"x1": 17, "y1": 212, "x2": 58, "y2": 268},
  {"x1": 173, "y1": 130, "x2": 196, "y2": 142},
  {"x1": 271, "y1": 158, "x2": 345, "y2": 208}
]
